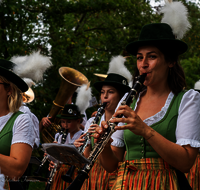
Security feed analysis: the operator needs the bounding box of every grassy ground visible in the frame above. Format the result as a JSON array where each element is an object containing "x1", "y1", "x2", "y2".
[{"x1": 28, "y1": 182, "x2": 46, "y2": 190}]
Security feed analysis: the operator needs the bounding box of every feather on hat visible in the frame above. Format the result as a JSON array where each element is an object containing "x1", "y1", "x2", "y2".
[
  {"x1": 107, "y1": 55, "x2": 132, "y2": 85},
  {"x1": 161, "y1": 0, "x2": 191, "y2": 39},
  {"x1": 94, "y1": 55, "x2": 132, "y2": 92},
  {"x1": 10, "y1": 51, "x2": 52, "y2": 87},
  {"x1": 76, "y1": 84, "x2": 92, "y2": 114}
]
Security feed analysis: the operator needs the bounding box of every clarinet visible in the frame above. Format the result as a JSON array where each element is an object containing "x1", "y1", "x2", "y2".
[
  {"x1": 45, "y1": 128, "x2": 69, "y2": 190},
  {"x1": 45, "y1": 162, "x2": 58, "y2": 190},
  {"x1": 33, "y1": 154, "x2": 49, "y2": 176},
  {"x1": 66, "y1": 73, "x2": 147, "y2": 190},
  {"x1": 33, "y1": 128, "x2": 65, "y2": 176},
  {"x1": 78, "y1": 102, "x2": 107, "y2": 154},
  {"x1": 61, "y1": 102, "x2": 107, "y2": 183},
  {"x1": 61, "y1": 129, "x2": 68, "y2": 144}
]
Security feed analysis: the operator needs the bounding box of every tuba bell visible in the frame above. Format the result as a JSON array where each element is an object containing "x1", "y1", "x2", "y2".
[{"x1": 41, "y1": 67, "x2": 89, "y2": 143}]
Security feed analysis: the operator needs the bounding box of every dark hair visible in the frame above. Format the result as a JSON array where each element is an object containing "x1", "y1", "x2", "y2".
[
  {"x1": 158, "y1": 45, "x2": 186, "y2": 95},
  {"x1": 133, "y1": 45, "x2": 186, "y2": 96}
]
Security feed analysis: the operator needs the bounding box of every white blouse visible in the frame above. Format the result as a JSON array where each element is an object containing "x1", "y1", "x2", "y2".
[
  {"x1": 84, "y1": 114, "x2": 125, "y2": 147},
  {"x1": 119, "y1": 89, "x2": 200, "y2": 148},
  {"x1": 19, "y1": 105, "x2": 40, "y2": 148},
  {"x1": 0, "y1": 112, "x2": 35, "y2": 148},
  {"x1": 55, "y1": 129, "x2": 83, "y2": 145}
]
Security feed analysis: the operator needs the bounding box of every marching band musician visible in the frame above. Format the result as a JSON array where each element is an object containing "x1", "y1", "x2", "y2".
[
  {"x1": 0, "y1": 51, "x2": 52, "y2": 190},
  {"x1": 74, "y1": 55, "x2": 132, "y2": 190},
  {"x1": 91, "y1": 1, "x2": 200, "y2": 190},
  {"x1": 0, "y1": 59, "x2": 34, "y2": 188},
  {"x1": 40, "y1": 93, "x2": 87, "y2": 132},
  {"x1": 48, "y1": 84, "x2": 92, "y2": 190},
  {"x1": 53, "y1": 104, "x2": 84, "y2": 145}
]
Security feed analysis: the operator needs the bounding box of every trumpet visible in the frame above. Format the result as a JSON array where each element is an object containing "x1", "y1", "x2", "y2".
[{"x1": 66, "y1": 73, "x2": 147, "y2": 190}]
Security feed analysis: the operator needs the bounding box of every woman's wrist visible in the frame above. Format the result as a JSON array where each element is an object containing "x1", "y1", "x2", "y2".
[{"x1": 144, "y1": 127, "x2": 155, "y2": 140}]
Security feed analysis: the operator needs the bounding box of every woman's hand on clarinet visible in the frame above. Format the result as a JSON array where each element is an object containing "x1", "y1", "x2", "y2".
[
  {"x1": 110, "y1": 105, "x2": 151, "y2": 138},
  {"x1": 73, "y1": 133, "x2": 86, "y2": 148},
  {"x1": 91, "y1": 122, "x2": 113, "y2": 146},
  {"x1": 48, "y1": 161, "x2": 55, "y2": 171}
]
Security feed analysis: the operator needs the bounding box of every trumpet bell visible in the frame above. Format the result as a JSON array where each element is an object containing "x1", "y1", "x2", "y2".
[
  {"x1": 48, "y1": 67, "x2": 89, "y2": 121},
  {"x1": 23, "y1": 87, "x2": 35, "y2": 103},
  {"x1": 41, "y1": 67, "x2": 89, "y2": 143}
]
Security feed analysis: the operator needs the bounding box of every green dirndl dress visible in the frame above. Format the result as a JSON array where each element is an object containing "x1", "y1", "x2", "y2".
[{"x1": 111, "y1": 91, "x2": 187, "y2": 190}]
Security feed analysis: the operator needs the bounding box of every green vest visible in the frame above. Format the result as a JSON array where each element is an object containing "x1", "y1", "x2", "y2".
[
  {"x1": 0, "y1": 111, "x2": 23, "y2": 156},
  {"x1": 124, "y1": 91, "x2": 185, "y2": 160}
]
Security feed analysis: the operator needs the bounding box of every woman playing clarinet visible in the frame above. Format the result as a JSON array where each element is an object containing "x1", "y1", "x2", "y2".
[
  {"x1": 91, "y1": 1, "x2": 200, "y2": 190},
  {"x1": 74, "y1": 55, "x2": 132, "y2": 190}
]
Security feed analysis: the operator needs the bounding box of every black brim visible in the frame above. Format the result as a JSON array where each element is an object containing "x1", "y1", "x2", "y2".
[
  {"x1": 126, "y1": 39, "x2": 188, "y2": 56},
  {"x1": 0, "y1": 66, "x2": 28, "y2": 92},
  {"x1": 94, "y1": 81, "x2": 131, "y2": 93},
  {"x1": 56, "y1": 114, "x2": 85, "y2": 120}
]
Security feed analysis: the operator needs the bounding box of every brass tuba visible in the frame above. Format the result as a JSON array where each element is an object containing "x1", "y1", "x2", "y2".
[{"x1": 41, "y1": 67, "x2": 89, "y2": 143}]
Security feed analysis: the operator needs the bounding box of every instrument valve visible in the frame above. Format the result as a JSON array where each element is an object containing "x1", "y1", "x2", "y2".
[{"x1": 86, "y1": 165, "x2": 91, "y2": 170}]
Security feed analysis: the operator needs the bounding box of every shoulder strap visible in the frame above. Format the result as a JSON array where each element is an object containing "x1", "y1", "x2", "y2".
[{"x1": 0, "y1": 111, "x2": 23, "y2": 137}]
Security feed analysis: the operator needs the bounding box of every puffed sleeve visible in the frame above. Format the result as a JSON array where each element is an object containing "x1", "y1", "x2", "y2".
[
  {"x1": 176, "y1": 89, "x2": 200, "y2": 148},
  {"x1": 12, "y1": 113, "x2": 35, "y2": 148},
  {"x1": 83, "y1": 117, "x2": 94, "y2": 144},
  {"x1": 109, "y1": 93, "x2": 128, "y2": 148},
  {"x1": 54, "y1": 133, "x2": 60, "y2": 142},
  {"x1": 111, "y1": 128, "x2": 125, "y2": 147},
  {"x1": 84, "y1": 117, "x2": 94, "y2": 133},
  {"x1": 30, "y1": 113, "x2": 40, "y2": 148},
  {"x1": 81, "y1": 111, "x2": 88, "y2": 127}
]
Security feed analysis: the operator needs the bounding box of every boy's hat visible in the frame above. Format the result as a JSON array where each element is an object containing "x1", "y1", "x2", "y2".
[{"x1": 56, "y1": 104, "x2": 85, "y2": 120}]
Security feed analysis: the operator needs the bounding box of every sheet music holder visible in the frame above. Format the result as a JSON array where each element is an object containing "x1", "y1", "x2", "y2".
[{"x1": 42, "y1": 143, "x2": 90, "y2": 168}]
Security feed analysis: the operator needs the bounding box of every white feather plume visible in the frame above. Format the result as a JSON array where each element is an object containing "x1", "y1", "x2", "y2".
[
  {"x1": 10, "y1": 51, "x2": 52, "y2": 82},
  {"x1": 76, "y1": 84, "x2": 92, "y2": 114},
  {"x1": 107, "y1": 55, "x2": 132, "y2": 83},
  {"x1": 194, "y1": 80, "x2": 200, "y2": 90},
  {"x1": 161, "y1": 0, "x2": 191, "y2": 39},
  {"x1": 23, "y1": 78, "x2": 35, "y2": 88}
]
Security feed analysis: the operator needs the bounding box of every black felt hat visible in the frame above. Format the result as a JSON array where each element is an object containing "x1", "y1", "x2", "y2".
[
  {"x1": 0, "y1": 59, "x2": 28, "y2": 92},
  {"x1": 56, "y1": 104, "x2": 85, "y2": 120},
  {"x1": 94, "y1": 73, "x2": 131, "y2": 93},
  {"x1": 126, "y1": 23, "x2": 188, "y2": 56}
]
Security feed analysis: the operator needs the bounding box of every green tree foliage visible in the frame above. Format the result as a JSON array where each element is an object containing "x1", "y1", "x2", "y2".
[
  {"x1": 0, "y1": 0, "x2": 159, "y2": 122},
  {"x1": 0, "y1": 0, "x2": 200, "y2": 126}
]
